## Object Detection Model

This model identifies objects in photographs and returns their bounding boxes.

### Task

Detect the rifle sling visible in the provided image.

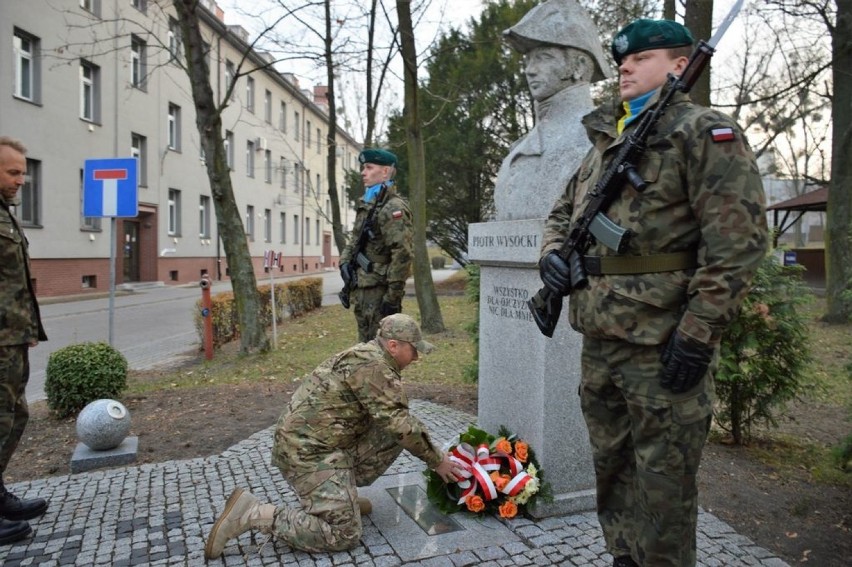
[583,250,697,275]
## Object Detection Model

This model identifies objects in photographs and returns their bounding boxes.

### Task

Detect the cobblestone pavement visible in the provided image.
[2,401,790,567]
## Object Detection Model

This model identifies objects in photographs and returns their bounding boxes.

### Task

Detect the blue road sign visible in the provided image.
[83,158,138,217]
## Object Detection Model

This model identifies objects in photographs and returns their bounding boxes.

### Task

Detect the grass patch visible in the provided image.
[127,293,477,394]
[742,434,852,488]
[799,297,852,408]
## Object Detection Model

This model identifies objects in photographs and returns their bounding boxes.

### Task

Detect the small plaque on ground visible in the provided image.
[385,484,463,535]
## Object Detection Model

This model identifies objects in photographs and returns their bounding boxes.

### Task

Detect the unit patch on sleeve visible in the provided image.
[392,210,403,219]
[710,127,735,143]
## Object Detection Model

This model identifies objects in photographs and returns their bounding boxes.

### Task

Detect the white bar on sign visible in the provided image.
[103,179,118,216]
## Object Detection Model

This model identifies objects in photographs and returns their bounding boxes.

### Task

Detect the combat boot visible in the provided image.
[613,556,639,567]
[357,497,372,516]
[0,518,32,545]
[0,477,48,521]
[205,488,275,559]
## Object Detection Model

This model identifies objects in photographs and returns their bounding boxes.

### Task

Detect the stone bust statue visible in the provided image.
[493,0,612,221]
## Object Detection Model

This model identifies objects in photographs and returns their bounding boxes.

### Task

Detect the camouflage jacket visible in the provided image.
[340,189,413,298]
[541,91,768,347]
[272,340,443,470]
[0,199,47,345]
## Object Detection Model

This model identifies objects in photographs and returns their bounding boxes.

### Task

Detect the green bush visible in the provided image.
[45,341,128,418]
[194,277,323,348]
[715,255,815,444]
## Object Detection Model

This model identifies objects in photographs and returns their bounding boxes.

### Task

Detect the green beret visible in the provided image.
[359,148,397,167]
[611,19,694,65]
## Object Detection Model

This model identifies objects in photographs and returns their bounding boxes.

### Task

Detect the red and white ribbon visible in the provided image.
[449,442,533,505]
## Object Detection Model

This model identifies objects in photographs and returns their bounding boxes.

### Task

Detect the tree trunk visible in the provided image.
[825,0,852,323]
[323,0,346,253]
[663,0,676,20]
[173,0,269,353]
[684,0,713,107]
[396,0,445,333]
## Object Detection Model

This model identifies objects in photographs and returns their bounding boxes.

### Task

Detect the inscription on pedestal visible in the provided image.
[484,285,533,322]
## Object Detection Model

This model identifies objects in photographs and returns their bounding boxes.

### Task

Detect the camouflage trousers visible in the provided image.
[580,337,714,567]
[0,345,30,476]
[352,285,389,343]
[271,424,402,552]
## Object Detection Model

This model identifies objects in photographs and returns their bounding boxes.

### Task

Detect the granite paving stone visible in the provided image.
[2,401,790,567]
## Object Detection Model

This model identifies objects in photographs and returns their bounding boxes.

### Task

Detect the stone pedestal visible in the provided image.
[469,219,595,517]
[70,436,139,473]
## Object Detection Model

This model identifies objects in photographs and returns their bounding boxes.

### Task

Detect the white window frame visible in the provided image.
[168,103,181,150]
[246,140,255,177]
[80,60,100,122]
[293,214,299,244]
[131,132,147,186]
[14,29,39,102]
[246,76,255,112]
[130,35,146,89]
[168,17,182,63]
[263,208,272,243]
[20,158,41,226]
[168,189,181,235]
[279,212,286,244]
[264,150,272,183]
[279,101,287,132]
[264,89,272,123]
[245,205,255,241]
[225,130,234,169]
[199,195,211,238]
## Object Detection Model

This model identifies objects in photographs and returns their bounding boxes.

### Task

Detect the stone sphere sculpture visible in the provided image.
[76,399,131,451]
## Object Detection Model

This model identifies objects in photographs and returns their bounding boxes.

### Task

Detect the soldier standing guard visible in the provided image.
[339,148,413,343]
[536,20,768,567]
[0,137,49,545]
[205,314,462,558]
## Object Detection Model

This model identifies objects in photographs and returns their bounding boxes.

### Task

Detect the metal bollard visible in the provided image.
[199,276,214,360]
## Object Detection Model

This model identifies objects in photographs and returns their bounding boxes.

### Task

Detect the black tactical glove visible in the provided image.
[380,300,401,317]
[660,332,715,394]
[340,263,354,285]
[539,251,573,296]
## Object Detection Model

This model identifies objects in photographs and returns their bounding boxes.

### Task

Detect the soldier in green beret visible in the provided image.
[0,137,49,545]
[339,148,413,342]
[537,19,768,567]
[205,314,462,558]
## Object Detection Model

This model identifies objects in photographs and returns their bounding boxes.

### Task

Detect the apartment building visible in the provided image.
[0,0,361,297]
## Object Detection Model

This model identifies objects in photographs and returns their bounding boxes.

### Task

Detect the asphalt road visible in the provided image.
[27,269,456,403]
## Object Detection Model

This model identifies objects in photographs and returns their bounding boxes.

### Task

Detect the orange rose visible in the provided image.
[495,438,512,455]
[466,495,485,513]
[490,472,510,491]
[514,441,529,463]
[499,500,518,519]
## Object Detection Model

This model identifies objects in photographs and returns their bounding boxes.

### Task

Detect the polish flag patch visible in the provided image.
[710,127,735,143]
[392,210,403,219]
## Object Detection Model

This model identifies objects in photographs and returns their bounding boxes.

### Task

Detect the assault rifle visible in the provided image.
[339,183,388,309]
[527,0,743,337]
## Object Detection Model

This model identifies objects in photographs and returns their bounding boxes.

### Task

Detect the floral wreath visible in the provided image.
[424,425,552,519]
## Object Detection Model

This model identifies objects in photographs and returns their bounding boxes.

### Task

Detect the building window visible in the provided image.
[225,59,236,99]
[199,195,211,238]
[245,205,255,241]
[168,103,181,150]
[80,60,100,122]
[131,0,146,13]
[168,189,181,235]
[264,150,272,183]
[168,17,182,63]
[225,130,234,169]
[294,111,300,140]
[317,128,322,154]
[130,35,146,89]
[79,169,102,230]
[82,275,97,289]
[131,133,147,186]
[19,159,40,226]
[316,173,321,195]
[246,76,255,112]
[279,212,286,243]
[305,216,311,245]
[279,101,287,132]
[293,163,301,193]
[306,120,311,147]
[264,90,272,123]
[246,140,255,177]
[293,214,299,243]
[80,0,101,16]
[279,157,287,190]
[14,29,40,102]
[263,208,271,242]
[315,219,320,246]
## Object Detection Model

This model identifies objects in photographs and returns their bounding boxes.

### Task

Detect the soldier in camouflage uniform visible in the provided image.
[339,148,413,342]
[205,314,461,559]
[0,137,49,545]
[536,21,768,567]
